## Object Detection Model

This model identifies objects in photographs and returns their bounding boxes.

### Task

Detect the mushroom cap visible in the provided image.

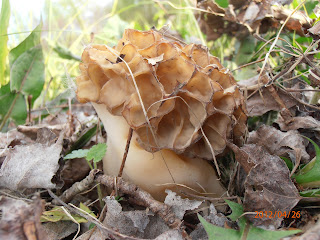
[76,29,247,159]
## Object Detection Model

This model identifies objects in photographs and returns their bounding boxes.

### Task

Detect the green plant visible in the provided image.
[293,138,320,188]
[198,200,301,240]
[64,143,107,208]
[0,20,45,131]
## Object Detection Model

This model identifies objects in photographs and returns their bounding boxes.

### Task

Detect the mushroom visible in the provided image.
[76,29,246,201]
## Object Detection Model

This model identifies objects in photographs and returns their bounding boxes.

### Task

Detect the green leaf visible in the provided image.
[246,227,301,240]
[64,149,89,160]
[9,22,42,67]
[293,137,320,187]
[86,143,107,163]
[67,124,98,154]
[10,45,45,102]
[281,156,293,171]
[198,214,240,240]
[0,84,27,127]
[215,0,228,8]
[89,223,96,230]
[40,206,88,223]
[53,44,81,61]
[79,203,96,218]
[0,0,10,85]
[300,188,320,197]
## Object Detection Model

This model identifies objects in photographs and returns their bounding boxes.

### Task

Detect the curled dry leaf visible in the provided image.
[164,190,203,220]
[0,196,47,240]
[248,125,310,162]
[0,129,64,190]
[277,115,320,132]
[230,144,301,228]
[76,28,246,159]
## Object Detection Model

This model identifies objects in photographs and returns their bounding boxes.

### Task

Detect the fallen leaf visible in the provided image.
[42,222,77,240]
[241,144,301,228]
[164,189,203,220]
[276,115,320,131]
[248,125,310,162]
[0,130,64,190]
[103,196,150,238]
[0,196,47,240]
[244,88,298,117]
[190,204,228,240]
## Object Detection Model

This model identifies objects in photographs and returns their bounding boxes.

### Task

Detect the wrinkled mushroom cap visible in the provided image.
[76,29,247,159]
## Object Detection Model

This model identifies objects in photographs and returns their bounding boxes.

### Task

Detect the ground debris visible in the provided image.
[229,143,301,228]
[0,129,64,190]
[0,196,47,240]
[248,125,310,162]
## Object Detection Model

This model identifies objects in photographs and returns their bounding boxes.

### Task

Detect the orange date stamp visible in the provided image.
[254,211,301,219]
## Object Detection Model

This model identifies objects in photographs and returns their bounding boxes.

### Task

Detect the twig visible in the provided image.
[48,188,143,240]
[52,170,96,204]
[231,58,265,72]
[181,192,238,202]
[118,128,133,177]
[94,171,190,239]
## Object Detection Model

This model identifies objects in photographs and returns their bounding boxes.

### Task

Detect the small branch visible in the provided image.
[118,128,133,177]
[52,169,96,204]
[94,171,188,235]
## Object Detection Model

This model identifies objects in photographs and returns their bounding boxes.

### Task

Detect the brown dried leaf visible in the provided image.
[308,21,320,40]
[0,197,47,240]
[248,125,310,162]
[241,144,301,228]
[245,87,298,116]
[277,115,320,131]
[0,130,64,190]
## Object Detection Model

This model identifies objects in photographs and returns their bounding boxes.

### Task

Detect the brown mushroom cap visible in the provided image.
[76,29,247,159]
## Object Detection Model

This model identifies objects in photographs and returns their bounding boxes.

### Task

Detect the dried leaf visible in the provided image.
[42,222,77,240]
[276,115,320,131]
[0,131,64,190]
[102,196,150,238]
[241,144,301,228]
[248,125,310,162]
[164,190,202,220]
[244,88,298,117]
[0,196,47,240]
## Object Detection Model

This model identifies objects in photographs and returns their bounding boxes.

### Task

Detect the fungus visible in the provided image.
[76,29,246,201]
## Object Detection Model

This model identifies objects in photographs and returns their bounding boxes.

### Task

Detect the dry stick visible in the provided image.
[118,128,133,177]
[94,171,190,239]
[27,95,33,124]
[47,188,142,240]
[181,192,238,202]
[52,169,96,204]
[231,58,265,72]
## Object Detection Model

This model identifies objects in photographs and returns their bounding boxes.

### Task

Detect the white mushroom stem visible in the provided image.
[92,102,225,201]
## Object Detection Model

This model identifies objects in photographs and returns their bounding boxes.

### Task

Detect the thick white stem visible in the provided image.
[92,102,225,201]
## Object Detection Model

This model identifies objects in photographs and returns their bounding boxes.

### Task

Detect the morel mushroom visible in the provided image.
[76,29,246,200]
